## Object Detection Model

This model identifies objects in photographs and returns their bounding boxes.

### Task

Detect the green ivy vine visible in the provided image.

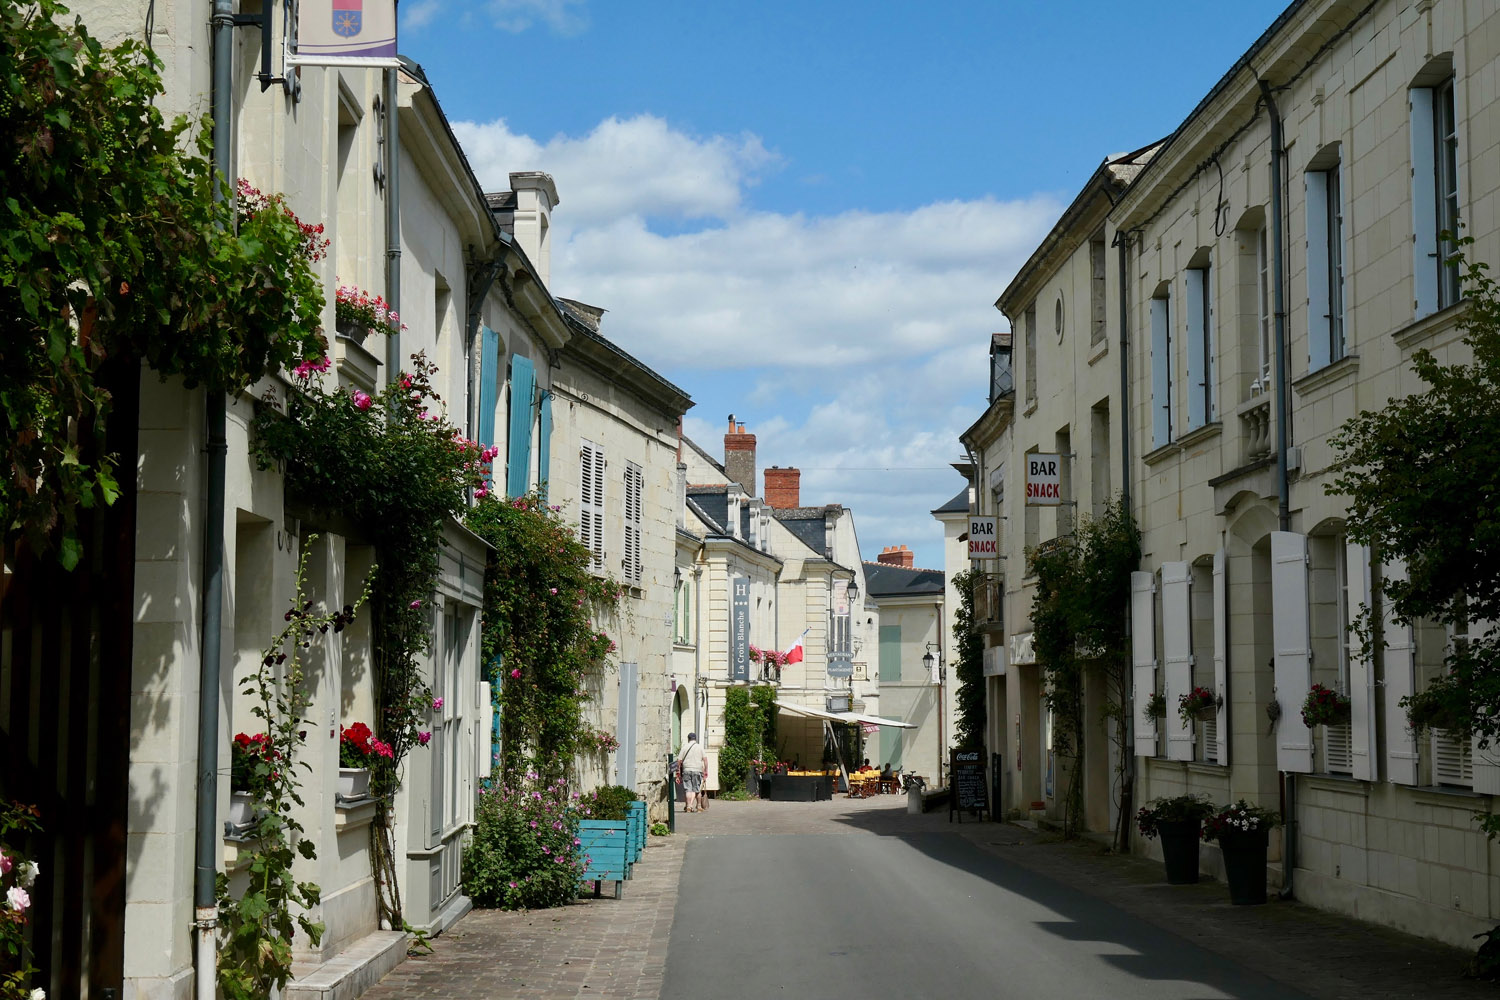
[950,569,988,752]
[2,0,325,568]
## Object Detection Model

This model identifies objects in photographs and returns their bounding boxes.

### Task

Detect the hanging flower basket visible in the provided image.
[1143,691,1167,722]
[1300,683,1352,727]
[1178,686,1222,725]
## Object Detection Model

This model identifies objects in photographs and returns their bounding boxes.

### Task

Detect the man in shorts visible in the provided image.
[679,732,706,812]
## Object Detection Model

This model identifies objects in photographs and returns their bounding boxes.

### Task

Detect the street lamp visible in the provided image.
[846,577,859,604]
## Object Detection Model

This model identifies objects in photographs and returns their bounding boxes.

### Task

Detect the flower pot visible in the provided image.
[1192,704,1219,722]
[1156,819,1202,884]
[336,318,368,345]
[229,791,255,827]
[338,767,371,800]
[1219,828,1270,904]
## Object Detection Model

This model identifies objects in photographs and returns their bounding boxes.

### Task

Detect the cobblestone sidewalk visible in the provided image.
[361,834,683,1000]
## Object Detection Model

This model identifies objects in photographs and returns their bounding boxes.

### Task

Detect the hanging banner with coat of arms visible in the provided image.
[291,0,399,66]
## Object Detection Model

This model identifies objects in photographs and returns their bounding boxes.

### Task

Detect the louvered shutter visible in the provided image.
[537,391,552,502]
[1150,297,1171,448]
[1382,557,1419,784]
[1131,571,1158,757]
[1411,88,1439,320]
[579,439,606,573]
[1161,562,1194,760]
[478,326,500,451]
[477,680,493,780]
[1472,619,1500,794]
[1185,270,1207,431]
[506,355,536,498]
[1347,541,1376,781]
[623,462,643,585]
[1272,531,1313,773]
[1212,548,1229,766]
[1306,174,1332,372]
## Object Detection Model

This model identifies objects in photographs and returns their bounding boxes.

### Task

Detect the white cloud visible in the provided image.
[450,113,1059,569]
[401,0,442,31]
[483,0,589,35]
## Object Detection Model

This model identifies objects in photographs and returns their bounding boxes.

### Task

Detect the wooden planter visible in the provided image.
[626,801,647,863]
[577,819,632,899]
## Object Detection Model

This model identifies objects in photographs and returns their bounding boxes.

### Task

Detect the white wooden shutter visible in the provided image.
[1346,541,1376,780]
[477,680,493,780]
[1150,296,1171,448]
[1185,270,1207,431]
[1212,548,1229,765]
[1411,87,1439,320]
[623,461,644,585]
[1472,618,1500,794]
[1306,173,1331,372]
[1382,557,1419,784]
[579,439,606,573]
[1272,531,1313,773]
[1131,571,1159,757]
[1161,562,1194,761]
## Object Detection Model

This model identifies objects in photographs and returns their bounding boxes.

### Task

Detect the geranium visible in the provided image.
[237,179,328,262]
[1301,683,1352,727]
[1201,799,1281,842]
[1177,685,1221,726]
[339,722,393,768]
[334,282,405,338]
[230,732,278,796]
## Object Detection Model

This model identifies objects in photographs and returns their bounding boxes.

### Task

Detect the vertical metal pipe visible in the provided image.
[197,1,234,995]
[1260,78,1297,900]
[1114,229,1136,854]
[384,66,402,380]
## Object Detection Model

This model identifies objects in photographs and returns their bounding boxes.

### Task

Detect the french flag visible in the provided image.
[782,630,808,665]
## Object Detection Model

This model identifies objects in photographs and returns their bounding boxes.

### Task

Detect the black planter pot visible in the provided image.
[758,776,772,799]
[1219,829,1270,904]
[745,766,758,796]
[1156,819,1202,884]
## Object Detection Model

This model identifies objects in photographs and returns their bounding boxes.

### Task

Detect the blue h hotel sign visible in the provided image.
[730,576,750,682]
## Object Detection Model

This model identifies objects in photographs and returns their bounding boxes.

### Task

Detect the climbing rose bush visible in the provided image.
[463,773,585,910]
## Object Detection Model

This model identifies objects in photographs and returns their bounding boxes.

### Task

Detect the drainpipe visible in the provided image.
[1113,227,1136,854]
[384,66,402,380]
[1260,78,1298,900]
[195,3,235,997]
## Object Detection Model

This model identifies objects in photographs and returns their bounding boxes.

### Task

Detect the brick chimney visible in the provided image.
[764,466,801,509]
[878,545,914,569]
[724,414,756,494]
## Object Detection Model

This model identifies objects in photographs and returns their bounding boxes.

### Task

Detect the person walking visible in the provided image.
[679,732,706,812]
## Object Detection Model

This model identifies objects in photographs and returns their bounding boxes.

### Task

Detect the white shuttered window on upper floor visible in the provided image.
[579,438,606,573]
[623,461,644,585]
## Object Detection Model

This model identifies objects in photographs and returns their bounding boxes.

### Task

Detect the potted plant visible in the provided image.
[1143,692,1166,723]
[338,722,392,799]
[1178,686,1221,726]
[334,282,404,343]
[1136,793,1214,884]
[1202,799,1281,905]
[229,731,276,825]
[1301,683,1352,728]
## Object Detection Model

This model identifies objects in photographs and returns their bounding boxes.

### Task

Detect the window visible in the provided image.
[1023,304,1038,404]
[1306,151,1346,370]
[1184,260,1215,430]
[673,574,693,645]
[1256,227,1272,390]
[878,624,901,683]
[579,438,605,573]
[432,604,468,845]
[1149,288,1172,448]
[623,461,643,585]
[1090,239,1107,345]
[1412,72,1461,317]
[1054,294,1065,343]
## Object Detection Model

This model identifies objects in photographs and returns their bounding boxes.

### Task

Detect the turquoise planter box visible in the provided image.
[577,819,631,898]
[626,801,646,863]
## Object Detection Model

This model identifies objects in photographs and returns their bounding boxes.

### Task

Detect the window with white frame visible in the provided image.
[1149,287,1173,448]
[1256,227,1272,390]
[1185,259,1215,430]
[622,461,644,585]
[432,603,467,845]
[1412,68,1461,317]
[1414,603,1471,787]
[673,574,692,645]
[1306,149,1347,370]
[579,438,606,573]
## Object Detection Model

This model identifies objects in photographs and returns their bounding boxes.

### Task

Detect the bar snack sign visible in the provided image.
[1026,453,1062,506]
[968,516,998,559]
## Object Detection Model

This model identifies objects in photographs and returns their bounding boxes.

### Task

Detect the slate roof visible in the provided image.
[932,486,970,516]
[862,561,945,598]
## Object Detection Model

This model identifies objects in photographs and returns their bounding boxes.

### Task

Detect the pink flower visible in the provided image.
[351,389,372,410]
[475,486,490,499]
[409,600,422,609]
[510,668,521,679]
[549,588,557,595]
[0,851,10,876]
[418,731,431,746]
[432,698,444,710]
[6,886,30,912]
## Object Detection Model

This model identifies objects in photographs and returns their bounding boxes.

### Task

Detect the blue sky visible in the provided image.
[401,0,1290,571]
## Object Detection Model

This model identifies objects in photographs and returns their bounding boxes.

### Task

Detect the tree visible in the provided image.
[1330,246,1500,799]
[950,569,987,751]
[1027,499,1139,841]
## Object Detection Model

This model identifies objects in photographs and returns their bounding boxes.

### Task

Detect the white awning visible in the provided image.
[772,701,916,729]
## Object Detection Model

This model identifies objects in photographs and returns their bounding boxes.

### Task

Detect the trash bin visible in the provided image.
[905,775,926,815]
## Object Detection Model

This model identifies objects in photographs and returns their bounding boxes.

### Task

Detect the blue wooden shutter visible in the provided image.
[537,390,553,501]
[506,355,535,498]
[478,326,500,450]
[878,624,902,683]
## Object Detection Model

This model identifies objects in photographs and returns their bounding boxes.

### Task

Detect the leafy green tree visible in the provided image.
[951,569,987,751]
[1330,247,1500,780]
[2,0,324,568]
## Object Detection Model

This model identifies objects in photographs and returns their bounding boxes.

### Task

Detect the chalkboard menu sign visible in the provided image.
[949,749,988,823]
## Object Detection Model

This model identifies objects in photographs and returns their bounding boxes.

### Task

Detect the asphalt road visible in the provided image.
[661,828,1308,1000]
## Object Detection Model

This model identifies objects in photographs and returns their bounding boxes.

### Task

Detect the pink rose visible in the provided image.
[510,668,521,680]
[418,731,431,746]
[409,600,422,609]
[7,886,30,912]
[351,389,372,410]
[432,698,444,710]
